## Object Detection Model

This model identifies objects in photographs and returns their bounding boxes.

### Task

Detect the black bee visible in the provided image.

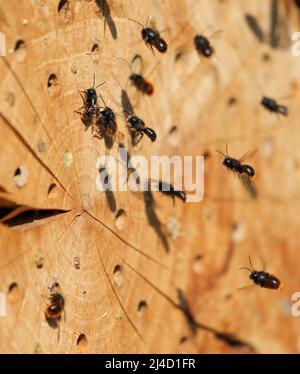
[261,96,288,116]
[129,17,168,53]
[126,114,156,144]
[216,146,256,180]
[44,282,65,329]
[153,37,168,53]
[129,73,154,95]
[76,76,105,128]
[94,105,117,139]
[194,34,214,57]
[240,257,282,290]
[158,181,186,204]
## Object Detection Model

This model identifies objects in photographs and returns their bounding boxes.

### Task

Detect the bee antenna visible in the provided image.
[128,18,144,29]
[239,267,252,272]
[248,256,254,270]
[95,81,106,90]
[98,91,107,107]
[92,73,95,88]
[215,149,226,157]
[259,255,266,272]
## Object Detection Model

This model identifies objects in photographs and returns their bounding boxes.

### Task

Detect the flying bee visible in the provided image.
[239,256,282,290]
[129,17,168,54]
[115,55,158,99]
[44,282,65,329]
[129,73,154,95]
[216,145,256,186]
[157,181,186,204]
[261,96,288,116]
[174,20,221,62]
[126,114,156,144]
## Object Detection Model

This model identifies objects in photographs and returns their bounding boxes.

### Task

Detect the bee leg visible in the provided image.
[135,132,144,145]
[57,323,61,344]
[146,42,155,56]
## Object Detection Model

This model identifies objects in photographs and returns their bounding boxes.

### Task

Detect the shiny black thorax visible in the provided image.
[85,88,98,109]
[194,35,213,57]
[142,27,159,43]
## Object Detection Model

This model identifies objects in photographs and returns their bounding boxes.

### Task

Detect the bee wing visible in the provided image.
[209,29,223,40]
[238,149,258,163]
[244,14,265,43]
[237,284,256,291]
[238,173,257,199]
[131,54,143,75]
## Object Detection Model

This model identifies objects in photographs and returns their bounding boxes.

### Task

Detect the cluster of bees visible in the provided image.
[44,11,287,334]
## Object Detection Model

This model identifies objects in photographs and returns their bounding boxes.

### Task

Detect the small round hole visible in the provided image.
[137,300,148,317]
[5,92,15,107]
[74,256,81,270]
[34,252,44,269]
[90,43,101,63]
[37,140,46,153]
[47,74,60,96]
[113,264,123,287]
[14,39,27,62]
[13,167,28,188]
[47,183,57,198]
[7,282,21,303]
[231,222,246,243]
[261,52,270,62]
[58,0,68,11]
[91,43,99,53]
[76,333,88,353]
[64,151,74,167]
[193,255,203,273]
[115,209,127,231]
[227,96,237,107]
[179,336,188,344]
[167,125,180,148]
[58,0,73,23]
